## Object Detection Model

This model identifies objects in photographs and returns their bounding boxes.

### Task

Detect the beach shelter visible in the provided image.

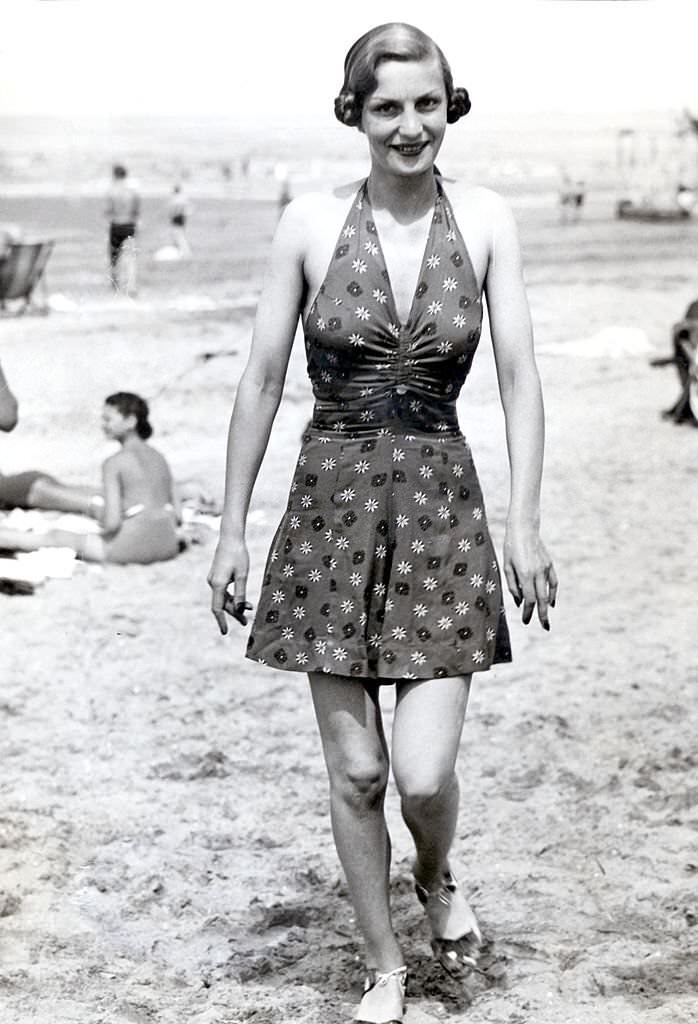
[0,241,54,313]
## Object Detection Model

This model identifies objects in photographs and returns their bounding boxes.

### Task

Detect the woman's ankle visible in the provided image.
[364,939,405,975]
[412,857,450,894]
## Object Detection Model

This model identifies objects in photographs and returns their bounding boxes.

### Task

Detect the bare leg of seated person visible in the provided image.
[26,476,103,517]
[0,526,105,562]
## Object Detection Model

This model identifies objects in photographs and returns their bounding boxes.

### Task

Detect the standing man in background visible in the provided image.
[105,164,140,293]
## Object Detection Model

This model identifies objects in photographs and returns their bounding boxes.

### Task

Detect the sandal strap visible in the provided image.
[415,870,482,945]
[415,869,459,906]
[355,965,407,1023]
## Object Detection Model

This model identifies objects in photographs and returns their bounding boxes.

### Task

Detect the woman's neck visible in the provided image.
[366,167,438,224]
[120,433,141,449]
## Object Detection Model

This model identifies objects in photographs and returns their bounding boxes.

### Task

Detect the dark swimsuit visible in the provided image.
[246,179,512,680]
[109,222,136,266]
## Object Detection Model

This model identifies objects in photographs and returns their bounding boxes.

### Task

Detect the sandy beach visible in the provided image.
[1,170,697,1024]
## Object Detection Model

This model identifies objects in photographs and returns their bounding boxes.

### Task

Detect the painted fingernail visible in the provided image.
[544,623,550,631]
[514,596,522,607]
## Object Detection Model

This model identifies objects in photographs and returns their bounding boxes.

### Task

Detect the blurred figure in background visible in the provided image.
[168,184,192,257]
[0,359,19,432]
[559,171,586,224]
[0,224,23,263]
[105,164,140,294]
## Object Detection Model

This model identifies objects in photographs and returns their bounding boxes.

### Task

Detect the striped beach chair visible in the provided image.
[0,240,54,314]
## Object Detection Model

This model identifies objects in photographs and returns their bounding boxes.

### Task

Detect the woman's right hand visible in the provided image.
[207,536,252,635]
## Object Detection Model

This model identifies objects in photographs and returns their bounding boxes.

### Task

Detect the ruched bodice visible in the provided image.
[304,179,482,435]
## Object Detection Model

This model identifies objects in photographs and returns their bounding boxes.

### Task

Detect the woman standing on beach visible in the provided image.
[208,23,556,1022]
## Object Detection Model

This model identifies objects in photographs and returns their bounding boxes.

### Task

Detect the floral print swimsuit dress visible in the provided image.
[246,179,512,681]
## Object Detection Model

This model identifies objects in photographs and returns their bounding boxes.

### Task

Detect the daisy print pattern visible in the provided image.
[246,179,511,679]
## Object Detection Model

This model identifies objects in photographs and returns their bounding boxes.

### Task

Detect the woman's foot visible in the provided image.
[354,965,407,1023]
[414,868,481,972]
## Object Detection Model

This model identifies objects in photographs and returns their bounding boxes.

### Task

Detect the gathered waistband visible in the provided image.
[310,393,461,437]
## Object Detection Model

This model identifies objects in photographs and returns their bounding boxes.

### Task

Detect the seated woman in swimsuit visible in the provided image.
[0,392,180,564]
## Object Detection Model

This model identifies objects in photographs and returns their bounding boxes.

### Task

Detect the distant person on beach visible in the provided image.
[208,23,557,1022]
[0,224,22,263]
[105,164,140,293]
[675,183,696,217]
[275,165,292,215]
[168,184,192,257]
[0,360,19,432]
[0,392,180,564]
[278,178,292,215]
[659,298,698,425]
[559,172,585,224]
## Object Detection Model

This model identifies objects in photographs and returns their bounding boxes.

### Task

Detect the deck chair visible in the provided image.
[0,240,54,314]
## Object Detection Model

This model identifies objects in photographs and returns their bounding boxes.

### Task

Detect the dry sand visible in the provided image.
[1,192,697,1023]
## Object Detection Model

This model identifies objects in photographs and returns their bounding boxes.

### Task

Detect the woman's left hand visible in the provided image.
[503,525,558,629]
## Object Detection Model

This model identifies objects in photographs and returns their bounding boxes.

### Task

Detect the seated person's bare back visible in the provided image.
[103,444,174,525]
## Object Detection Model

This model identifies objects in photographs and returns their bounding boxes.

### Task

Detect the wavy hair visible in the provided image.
[334,23,470,128]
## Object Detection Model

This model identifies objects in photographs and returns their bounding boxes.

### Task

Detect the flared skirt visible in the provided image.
[246,428,512,680]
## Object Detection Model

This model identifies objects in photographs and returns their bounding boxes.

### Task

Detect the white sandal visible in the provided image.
[415,870,482,971]
[354,965,407,1023]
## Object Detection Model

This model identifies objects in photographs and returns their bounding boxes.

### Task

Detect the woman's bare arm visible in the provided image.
[101,455,123,536]
[218,197,310,540]
[485,193,544,526]
[483,190,557,627]
[208,196,311,632]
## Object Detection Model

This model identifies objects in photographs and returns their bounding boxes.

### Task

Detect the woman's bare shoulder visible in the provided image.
[103,450,123,472]
[282,180,362,222]
[442,179,511,217]
[274,181,363,256]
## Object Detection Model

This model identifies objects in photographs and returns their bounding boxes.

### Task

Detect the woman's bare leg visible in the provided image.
[391,676,471,891]
[392,675,481,964]
[26,477,101,516]
[309,672,404,973]
[0,526,104,561]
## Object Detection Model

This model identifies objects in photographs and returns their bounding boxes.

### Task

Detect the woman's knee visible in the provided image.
[328,756,389,811]
[394,766,456,807]
[25,474,56,507]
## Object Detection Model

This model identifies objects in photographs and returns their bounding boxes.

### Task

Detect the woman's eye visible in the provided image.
[375,103,397,115]
[419,97,439,109]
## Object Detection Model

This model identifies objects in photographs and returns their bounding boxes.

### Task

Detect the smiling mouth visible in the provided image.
[391,142,428,156]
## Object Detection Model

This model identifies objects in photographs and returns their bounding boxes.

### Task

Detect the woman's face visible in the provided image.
[101,403,133,440]
[361,56,448,178]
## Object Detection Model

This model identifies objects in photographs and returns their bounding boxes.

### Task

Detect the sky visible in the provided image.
[1,0,697,120]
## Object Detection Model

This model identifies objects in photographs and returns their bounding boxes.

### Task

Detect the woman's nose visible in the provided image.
[398,106,422,137]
